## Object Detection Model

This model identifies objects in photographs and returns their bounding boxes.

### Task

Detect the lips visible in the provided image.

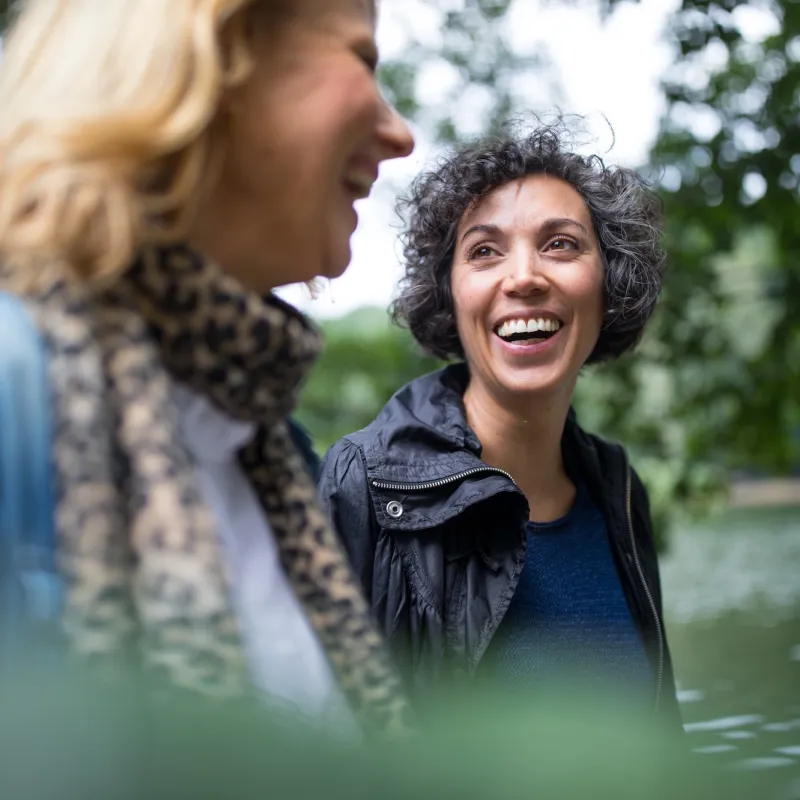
[342,159,379,200]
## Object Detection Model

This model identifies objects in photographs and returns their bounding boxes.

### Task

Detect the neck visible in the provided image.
[463,377,576,522]
[187,237,279,296]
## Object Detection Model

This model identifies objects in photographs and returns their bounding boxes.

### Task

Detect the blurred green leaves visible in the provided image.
[296,309,439,450]
[646,0,800,477]
[586,0,800,537]
[3,664,754,800]
[378,0,548,144]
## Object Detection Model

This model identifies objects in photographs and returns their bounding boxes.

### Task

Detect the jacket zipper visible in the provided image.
[625,463,665,716]
[372,466,516,493]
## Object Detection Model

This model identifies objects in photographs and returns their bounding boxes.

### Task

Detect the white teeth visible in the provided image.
[496,317,562,339]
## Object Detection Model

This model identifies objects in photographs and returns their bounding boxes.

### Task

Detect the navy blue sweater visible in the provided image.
[482,482,651,695]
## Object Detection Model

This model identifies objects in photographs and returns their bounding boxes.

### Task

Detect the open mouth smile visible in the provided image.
[493,316,564,348]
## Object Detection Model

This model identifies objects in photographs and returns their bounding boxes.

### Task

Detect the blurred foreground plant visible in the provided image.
[0,660,778,800]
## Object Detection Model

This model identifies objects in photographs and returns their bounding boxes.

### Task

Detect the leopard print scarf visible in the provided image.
[17,245,410,736]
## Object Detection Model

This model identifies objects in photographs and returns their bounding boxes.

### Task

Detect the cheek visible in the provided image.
[232,63,378,185]
[450,272,475,324]
[288,64,381,163]
[451,271,491,352]
[571,263,605,321]
[331,71,381,134]
[569,266,606,357]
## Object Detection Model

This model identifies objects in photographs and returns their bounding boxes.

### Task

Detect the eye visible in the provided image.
[357,47,379,74]
[547,236,579,251]
[466,243,499,260]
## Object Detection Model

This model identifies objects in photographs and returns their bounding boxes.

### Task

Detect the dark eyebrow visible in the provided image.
[540,217,589,236]
[459,218,589,245]
[460,223,502,244]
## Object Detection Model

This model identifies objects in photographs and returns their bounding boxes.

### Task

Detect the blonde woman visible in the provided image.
[0,0,414,736]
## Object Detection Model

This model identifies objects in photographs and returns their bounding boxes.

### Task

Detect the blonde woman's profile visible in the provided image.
[0,0,415,737]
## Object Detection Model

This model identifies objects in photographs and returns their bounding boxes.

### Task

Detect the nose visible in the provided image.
[376,100,415,160]
[501,248,550,297]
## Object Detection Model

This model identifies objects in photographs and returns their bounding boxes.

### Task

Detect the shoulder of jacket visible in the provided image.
[320,434,369,482]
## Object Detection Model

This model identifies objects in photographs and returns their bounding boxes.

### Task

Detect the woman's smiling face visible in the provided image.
[451,173,606,402]
[191,0,414,293]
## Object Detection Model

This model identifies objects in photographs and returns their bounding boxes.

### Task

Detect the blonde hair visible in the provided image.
[0,0,263,286]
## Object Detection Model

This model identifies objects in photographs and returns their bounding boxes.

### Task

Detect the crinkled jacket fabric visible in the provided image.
[318,364,681,730]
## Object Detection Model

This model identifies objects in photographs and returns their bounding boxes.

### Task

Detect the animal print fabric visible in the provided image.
[11,245,411,736]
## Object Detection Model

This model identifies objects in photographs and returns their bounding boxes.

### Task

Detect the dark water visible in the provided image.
[661,504,800,797]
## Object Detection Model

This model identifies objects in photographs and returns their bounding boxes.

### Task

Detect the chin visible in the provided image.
[319,242,352,280]
[497,368,571,398]
[323,261,350,280]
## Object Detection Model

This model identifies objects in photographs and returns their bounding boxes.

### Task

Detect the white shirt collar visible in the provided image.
[172,382,256,463]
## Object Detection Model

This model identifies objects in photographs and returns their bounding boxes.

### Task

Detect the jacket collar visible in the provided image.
[359,364,482,484]
[359,362,592,485]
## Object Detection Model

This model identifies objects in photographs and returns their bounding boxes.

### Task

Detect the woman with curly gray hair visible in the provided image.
[318,124,681,728]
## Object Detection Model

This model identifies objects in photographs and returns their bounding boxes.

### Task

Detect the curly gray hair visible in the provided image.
[391,122,666,363]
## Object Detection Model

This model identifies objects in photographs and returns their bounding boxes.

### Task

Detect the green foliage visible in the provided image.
[647,0,800,475]
[296,309,439,453]
[4,666,750,800]
[378,0,633,145]
[378,0,542,144]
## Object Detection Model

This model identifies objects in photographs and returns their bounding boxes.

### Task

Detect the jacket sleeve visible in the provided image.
[317,438,379,601]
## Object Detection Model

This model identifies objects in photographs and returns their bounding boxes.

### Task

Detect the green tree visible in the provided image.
[296,309,439,452]
[647,0,800,475]
[380,0,630,144]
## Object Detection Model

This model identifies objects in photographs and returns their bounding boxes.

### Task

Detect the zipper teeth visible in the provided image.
[626,465,665,717]
[371,466,515,493]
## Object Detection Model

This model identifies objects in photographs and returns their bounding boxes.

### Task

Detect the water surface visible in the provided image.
[661,505,800,796]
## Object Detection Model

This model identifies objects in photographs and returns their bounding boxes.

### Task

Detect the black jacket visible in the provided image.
[318,364,680,727]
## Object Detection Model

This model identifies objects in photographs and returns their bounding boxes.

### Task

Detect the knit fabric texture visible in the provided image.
[482,482,651,696]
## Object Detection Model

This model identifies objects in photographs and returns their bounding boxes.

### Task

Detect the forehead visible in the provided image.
[459,175,591,230]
